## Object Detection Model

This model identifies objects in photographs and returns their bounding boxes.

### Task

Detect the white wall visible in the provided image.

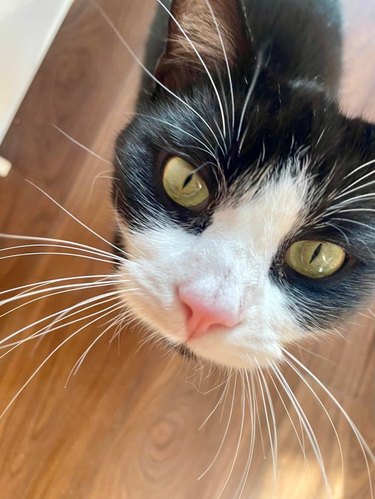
[0,0,73,144]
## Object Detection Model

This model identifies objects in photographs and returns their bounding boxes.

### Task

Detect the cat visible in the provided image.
[0,0,374,495]
[112,0,375,370]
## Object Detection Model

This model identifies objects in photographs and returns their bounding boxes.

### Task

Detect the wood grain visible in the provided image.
[0,1,374,498]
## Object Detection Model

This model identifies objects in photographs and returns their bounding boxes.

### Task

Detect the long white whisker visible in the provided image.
[192,368,233,396]
[331,217,375,233]
[340,167,375,195]
[0,274,114,299]
[0,279,118,309]
[0,301,121,421]
[204,0,235,133]
[25,180,128,258]
[342,158,375,180]
[0,243,117,262]
[252,370,266,459]
[267,365,307,464]
[53,125,112,165]
[126,112,218,160]
[65,304,128,385]
[333,179,375,200]
[199,374,231,429]
[0,294,122,357]
[0,281,121,325]
[155,0,227,143]
[271,363,332,496]
[282,357,345,479]
[91,1,225,154]
[257,363,278,485]
[283,348,375,498]
[237,51,264,145]
[237,370,257,498]
[217,370,246,498]
[0,250,115,266]
[0,290,120,346]
[0,232,122,261]
[198,372,237,480]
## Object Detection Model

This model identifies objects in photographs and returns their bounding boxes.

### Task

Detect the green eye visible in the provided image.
[285,240,346,279]
[162,157,209,208]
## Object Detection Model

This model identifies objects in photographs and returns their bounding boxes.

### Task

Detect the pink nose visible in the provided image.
[178,288,239,340]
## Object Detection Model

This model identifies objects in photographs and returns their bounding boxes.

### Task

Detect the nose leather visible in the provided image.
[178,287,239,340]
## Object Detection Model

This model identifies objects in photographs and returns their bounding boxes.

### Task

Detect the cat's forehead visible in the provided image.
[210,168,310,254]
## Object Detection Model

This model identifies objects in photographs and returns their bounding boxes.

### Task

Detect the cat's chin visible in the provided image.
[180,337,283,370]
[139,320,284,371]
[186,337,284,370]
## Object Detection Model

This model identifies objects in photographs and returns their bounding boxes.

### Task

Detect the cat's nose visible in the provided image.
[178,288,239,340]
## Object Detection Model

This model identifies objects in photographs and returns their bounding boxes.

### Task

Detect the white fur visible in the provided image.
[117,171,311,369]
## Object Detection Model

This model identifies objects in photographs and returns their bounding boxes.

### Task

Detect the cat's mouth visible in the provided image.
[120,279,284,370]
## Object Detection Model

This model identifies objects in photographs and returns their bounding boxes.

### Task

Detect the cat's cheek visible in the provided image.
[115,265,187,344]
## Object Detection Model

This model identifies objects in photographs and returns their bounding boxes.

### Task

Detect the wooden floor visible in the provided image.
[0,1,374,498]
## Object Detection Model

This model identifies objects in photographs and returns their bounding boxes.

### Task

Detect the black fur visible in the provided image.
[113,0,375,335]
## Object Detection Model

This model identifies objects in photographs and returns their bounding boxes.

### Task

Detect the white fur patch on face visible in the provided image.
[117,170,311,370]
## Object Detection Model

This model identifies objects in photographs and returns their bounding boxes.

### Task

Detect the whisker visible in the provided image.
[199,375,231,429]
[0,278,118,309]
[267,365,308,464]
[0,250,115,266]
[124,112,218,161]
[108,310,138,348]
[0,294,122,357]
[252,369,266,459]
[155,0,227,143]
[0,232,122,261]
[237,51,264,148]
[193,368,234,396]
[0,301,121,421]
[271,363,332,495]
[257,363,278,485]
[65,304,128,385]
[52,125,112,165]
[90,1,225,155]
[0,273,114,299]
[340,167,375,195]
[25,180,128,258]
[0,243,117,263]
[282,357,345,482]
[0,280,120,322]
[217,370,246,499]
[333,180,375,201]
[198,372,237,480]
[0,290,121,347]
[331,217,375,233]
[236,370,257,498]
[283,348,375,498]
[204,0,235,133]
[342,158,375,180]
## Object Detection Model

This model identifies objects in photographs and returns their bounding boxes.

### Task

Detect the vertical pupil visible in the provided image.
[182,173,194,190]
[309,243,323,264]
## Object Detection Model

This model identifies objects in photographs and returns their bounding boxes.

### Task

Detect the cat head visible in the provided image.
[112,0,375,369]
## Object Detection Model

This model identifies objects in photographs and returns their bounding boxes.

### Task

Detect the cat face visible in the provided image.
[112,0,375,369]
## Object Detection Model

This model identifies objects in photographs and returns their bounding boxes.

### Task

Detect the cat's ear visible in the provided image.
[155,0,249,90]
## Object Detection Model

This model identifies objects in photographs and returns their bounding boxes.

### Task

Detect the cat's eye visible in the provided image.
[285,240,346,279]
[162,157,209,208]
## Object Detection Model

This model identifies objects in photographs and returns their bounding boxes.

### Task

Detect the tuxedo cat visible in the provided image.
[112,0,375,370]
